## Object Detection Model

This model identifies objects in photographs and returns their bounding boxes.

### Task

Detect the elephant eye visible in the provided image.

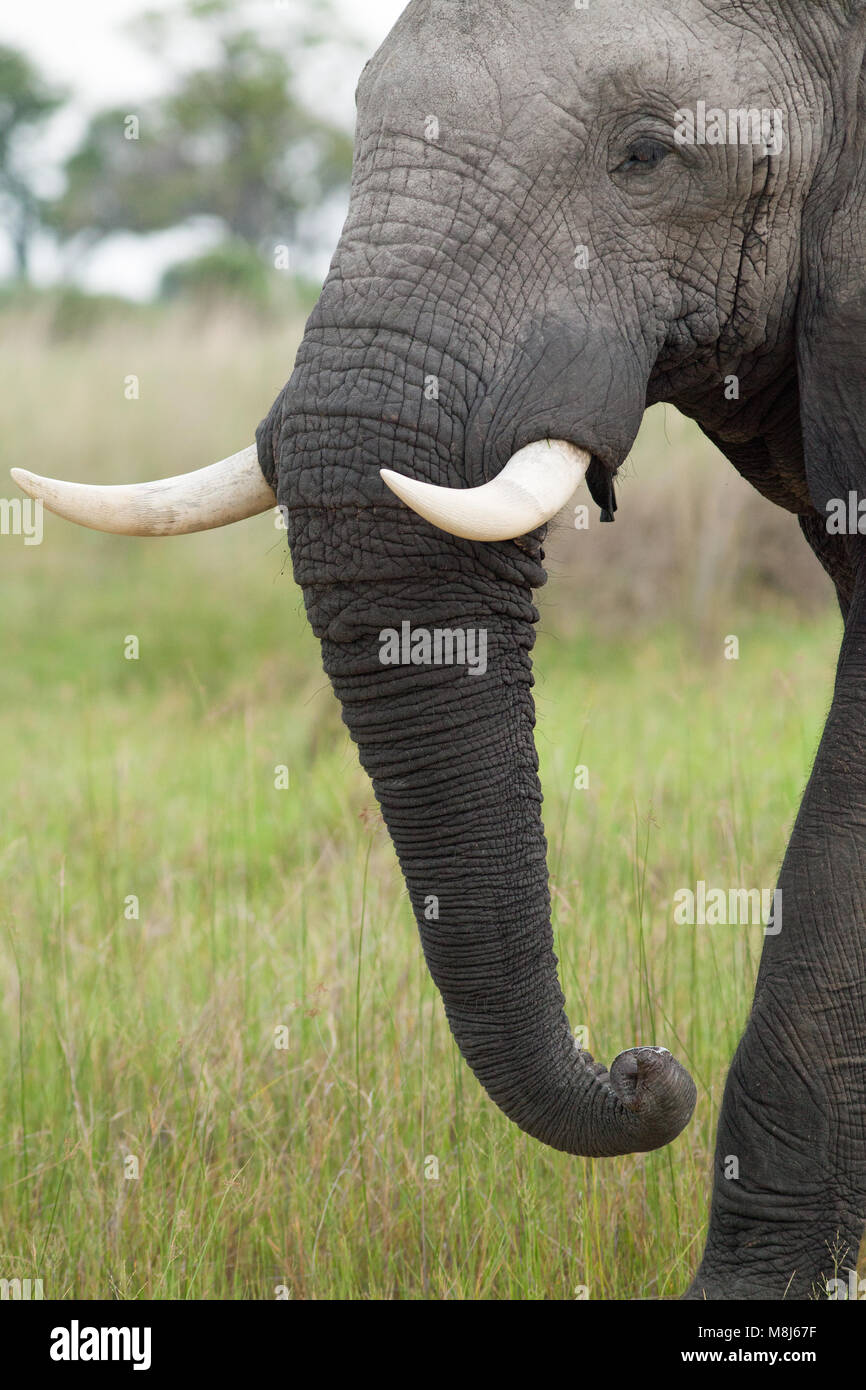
[614,139,671,174]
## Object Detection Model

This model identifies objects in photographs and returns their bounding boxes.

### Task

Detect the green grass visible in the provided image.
[0,307,846,1299]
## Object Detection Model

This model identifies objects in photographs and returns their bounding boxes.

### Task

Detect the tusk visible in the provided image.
[380,439,590,541]
[10,444,276,537]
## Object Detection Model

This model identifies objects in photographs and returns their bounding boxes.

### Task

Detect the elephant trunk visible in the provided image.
[265,386,696,1157]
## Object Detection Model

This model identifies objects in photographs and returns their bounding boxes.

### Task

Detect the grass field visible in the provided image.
[0,304,847,1298]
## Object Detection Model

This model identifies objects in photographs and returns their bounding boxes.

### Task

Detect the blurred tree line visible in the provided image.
[0,0,357,312]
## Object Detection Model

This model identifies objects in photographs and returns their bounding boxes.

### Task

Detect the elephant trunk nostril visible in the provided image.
[609,1046,698,1144]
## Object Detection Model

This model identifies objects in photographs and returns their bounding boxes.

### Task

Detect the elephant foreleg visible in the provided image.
[689,539,866,1300]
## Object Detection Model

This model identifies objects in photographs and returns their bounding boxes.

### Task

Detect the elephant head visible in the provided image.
[16,0,866,1295]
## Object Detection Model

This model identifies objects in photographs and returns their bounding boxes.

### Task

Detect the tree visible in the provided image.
[51,8,355,268]
[0,47,65,279]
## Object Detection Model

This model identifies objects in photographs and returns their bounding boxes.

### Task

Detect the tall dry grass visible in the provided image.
[0,301,849,1300]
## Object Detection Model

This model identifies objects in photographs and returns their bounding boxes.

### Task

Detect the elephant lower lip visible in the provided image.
[586,455,619,520]
[590,449,621,474]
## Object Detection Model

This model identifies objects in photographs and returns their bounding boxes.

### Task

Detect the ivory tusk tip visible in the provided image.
[7,444,275,536]
[380,467,424,510]
[11,468,39,495]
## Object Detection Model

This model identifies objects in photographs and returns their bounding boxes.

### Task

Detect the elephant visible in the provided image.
[13,0,866,1300]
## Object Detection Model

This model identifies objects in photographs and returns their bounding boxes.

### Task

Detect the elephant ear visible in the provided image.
[796,7,866,515]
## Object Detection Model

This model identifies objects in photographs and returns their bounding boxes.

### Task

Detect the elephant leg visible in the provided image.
[689,538,866,1300]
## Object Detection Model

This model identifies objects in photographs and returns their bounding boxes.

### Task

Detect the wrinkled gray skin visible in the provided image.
[257,0,866,1297]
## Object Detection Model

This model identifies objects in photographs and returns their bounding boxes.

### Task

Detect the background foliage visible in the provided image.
[0,305,843,1297]
[0,0,853,1299]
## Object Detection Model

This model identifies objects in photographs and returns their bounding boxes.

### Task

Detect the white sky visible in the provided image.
[0,0,408,294]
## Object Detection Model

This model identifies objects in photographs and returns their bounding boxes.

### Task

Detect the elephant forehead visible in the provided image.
[362,0,792,145]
